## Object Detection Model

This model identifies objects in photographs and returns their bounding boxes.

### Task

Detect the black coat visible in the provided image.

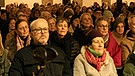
[49,31,80,66]
[9,44,72,76]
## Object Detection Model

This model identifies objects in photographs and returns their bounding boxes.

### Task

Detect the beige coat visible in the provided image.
[73,46,118,76]
[120,30,135,64]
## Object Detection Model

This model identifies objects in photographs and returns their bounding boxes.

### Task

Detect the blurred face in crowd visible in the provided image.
[56,20,68,38]
[9,18,16,30]
[116,23,124,35]
[41,11,51,20]
[72,18,80,27]
[1,12,7,20]
[30,19,49,45]
[129,17,135,34]
[16,21,29,39]
[48,18,56,32]
[94,11,102,19]
[96,20,108,37]
[82,6,87,13]
[90,37,104,55]
[81,13,93,28]
[87,8,93,16]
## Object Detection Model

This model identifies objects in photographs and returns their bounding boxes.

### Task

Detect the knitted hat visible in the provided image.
[63,8,74,18]
[70,15,80,24]
[86,29,103,45]
[103,10,113,17]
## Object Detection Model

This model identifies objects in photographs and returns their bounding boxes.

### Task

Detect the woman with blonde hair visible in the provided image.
[73,13,94,47]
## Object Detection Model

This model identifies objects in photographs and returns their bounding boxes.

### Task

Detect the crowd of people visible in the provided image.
[0,1,135,76]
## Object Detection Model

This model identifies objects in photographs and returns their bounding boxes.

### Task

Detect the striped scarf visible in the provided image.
[85,48,106,71]
[16,35,31,51]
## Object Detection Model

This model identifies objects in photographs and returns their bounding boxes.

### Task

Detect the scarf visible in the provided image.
[85,48,106,71]
[16,35,31,51]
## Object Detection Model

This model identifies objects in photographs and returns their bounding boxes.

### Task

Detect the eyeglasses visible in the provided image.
[32,27,49,34]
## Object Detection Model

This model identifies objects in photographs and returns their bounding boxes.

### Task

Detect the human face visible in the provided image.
[56,20,68,38]
[94,11,102,19]
[48,18,56,32]
[16,21,29,39]
[91,37,104,55]
[87,9,93,16]
[72,18,80,27]
[81,14,92,28]
[116,23,124,35]
[129,17,135,34]
[96,20,108,37]
[31,21,49,45]
[9,19,16,30]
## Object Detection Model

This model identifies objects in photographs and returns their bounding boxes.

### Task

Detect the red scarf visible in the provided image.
[85,49,106,71]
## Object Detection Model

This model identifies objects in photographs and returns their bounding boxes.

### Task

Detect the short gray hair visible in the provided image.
[30,18,48,30]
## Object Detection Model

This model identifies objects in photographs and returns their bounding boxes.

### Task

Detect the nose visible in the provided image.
[98,42,102,47]
[23,27,27,32]
[103,26,107,30]
[41,29,45,34]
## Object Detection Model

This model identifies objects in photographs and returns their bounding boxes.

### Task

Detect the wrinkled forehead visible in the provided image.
[30,19,48,30]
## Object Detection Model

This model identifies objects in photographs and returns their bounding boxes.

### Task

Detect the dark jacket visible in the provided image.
[73,27,87,47]
[123,52,135,76]
[9,44,72,76]
[49,31,80,66]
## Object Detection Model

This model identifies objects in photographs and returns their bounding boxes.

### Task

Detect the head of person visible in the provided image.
[128,15,135,34]
[30,18,49,45]
[80,13,94,29]
[32,9,41,18]
[56,18,68,38]
[17,14,28,22]
[73,5,81,14]
[95,16,109,38]
[70,15,80,28]
[0,10,7,20]
[8,18,16,31]
[81,6,87,13]
[93,8,102,19]
[86,7,93,16]
[47,17,56,32]
[113,19,125,35]
[103,10,114,25]
[15,19,29,39]
[40,11,52,20]
[86,29,104,56]
[63,8,74,22]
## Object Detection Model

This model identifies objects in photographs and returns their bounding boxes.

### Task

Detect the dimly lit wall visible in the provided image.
[4,0,135,9]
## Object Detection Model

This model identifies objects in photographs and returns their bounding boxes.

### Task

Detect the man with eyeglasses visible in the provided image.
[9,18,72,76]
[95,16,122,75]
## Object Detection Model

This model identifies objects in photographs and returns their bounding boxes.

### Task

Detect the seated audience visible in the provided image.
[9,18,72,76]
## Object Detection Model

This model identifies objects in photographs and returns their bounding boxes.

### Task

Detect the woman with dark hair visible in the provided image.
[5,19,31,62]
[29,9,41,23]
[8,18,16,32]
[112,19,126,45]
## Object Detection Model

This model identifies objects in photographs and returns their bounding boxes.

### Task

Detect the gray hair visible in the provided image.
[30,18,48,30]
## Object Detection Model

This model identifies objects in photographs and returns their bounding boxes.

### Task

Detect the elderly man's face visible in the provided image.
[31,20,49,45]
